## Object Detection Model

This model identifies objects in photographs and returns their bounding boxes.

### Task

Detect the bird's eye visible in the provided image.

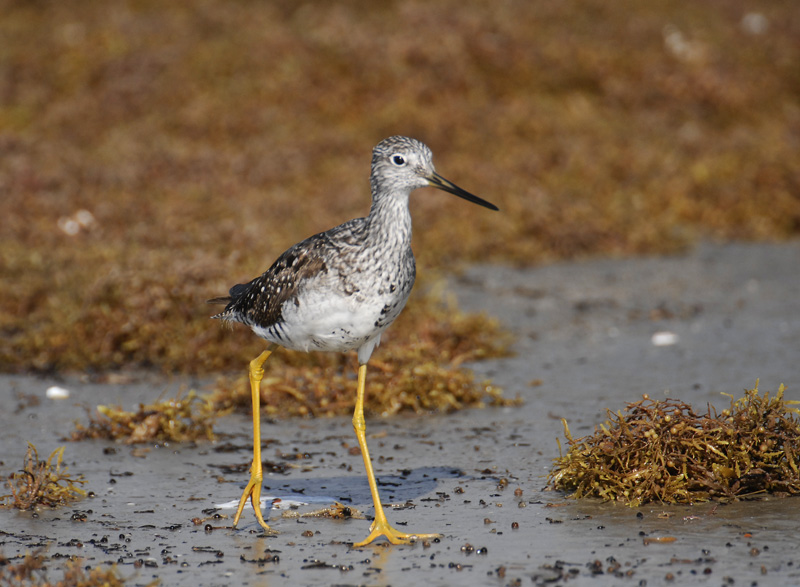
[391,154,406,166]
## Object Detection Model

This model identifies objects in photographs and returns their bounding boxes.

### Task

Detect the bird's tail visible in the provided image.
[208,282,249,319]
[206,296,232,305]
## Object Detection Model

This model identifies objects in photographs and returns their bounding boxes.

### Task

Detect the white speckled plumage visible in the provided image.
[209,136,497,545]
[210,136,497,365]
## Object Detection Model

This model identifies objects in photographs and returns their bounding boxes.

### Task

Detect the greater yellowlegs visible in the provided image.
[209,135,498,547]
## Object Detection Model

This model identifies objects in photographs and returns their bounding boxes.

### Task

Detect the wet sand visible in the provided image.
[2,241,799,586]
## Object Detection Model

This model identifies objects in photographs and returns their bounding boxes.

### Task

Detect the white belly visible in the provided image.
[251,285,408,362]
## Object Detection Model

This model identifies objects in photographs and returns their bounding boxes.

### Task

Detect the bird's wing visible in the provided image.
[209,217,368,327]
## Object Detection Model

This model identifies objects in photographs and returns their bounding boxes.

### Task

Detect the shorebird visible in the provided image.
[209,135,498,546]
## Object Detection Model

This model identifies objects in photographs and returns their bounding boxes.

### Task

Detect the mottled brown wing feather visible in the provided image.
[243,246,327,328]
[211,234,329,330]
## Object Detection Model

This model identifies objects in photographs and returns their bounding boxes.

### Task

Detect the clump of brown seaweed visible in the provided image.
[0,550,145,587]
[547,382,800,505]
[207,292,518,419]
[67,289,516,438]
[281,502,365,520]
[1,444,86,510]
[70,390,224,444]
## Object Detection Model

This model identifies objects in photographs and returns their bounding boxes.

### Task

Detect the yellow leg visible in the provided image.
[232,343,279,532]
[351,363,442,547]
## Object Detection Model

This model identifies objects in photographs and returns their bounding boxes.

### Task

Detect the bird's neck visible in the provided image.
[365,192,413,251]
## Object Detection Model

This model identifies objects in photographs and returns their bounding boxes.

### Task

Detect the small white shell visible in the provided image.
[46,386,71,399]
[651,331,679,346]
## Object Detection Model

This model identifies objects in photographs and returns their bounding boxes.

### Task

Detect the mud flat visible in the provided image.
[2,241,798,586]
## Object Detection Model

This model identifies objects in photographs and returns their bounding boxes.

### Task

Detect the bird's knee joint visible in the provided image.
[249,360,265,380]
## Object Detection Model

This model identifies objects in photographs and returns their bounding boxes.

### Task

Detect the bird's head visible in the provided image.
[370,136,498,211]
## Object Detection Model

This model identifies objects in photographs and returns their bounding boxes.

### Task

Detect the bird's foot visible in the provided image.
[232,470,278,535]
[352,518,440,547]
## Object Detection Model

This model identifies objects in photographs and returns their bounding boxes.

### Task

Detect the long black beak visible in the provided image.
[426,172,499,211]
